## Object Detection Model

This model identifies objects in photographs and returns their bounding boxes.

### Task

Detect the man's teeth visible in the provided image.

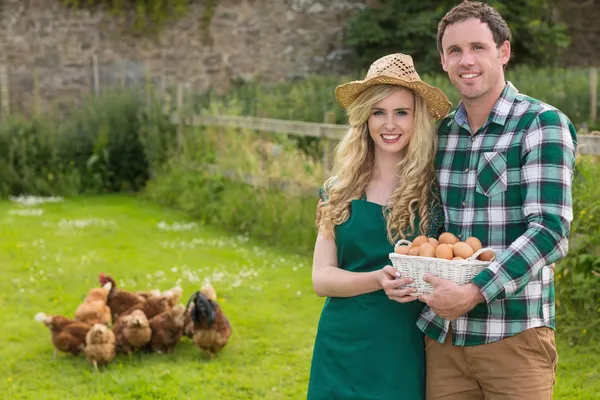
[461,73,480,79]
[382,134,400,140]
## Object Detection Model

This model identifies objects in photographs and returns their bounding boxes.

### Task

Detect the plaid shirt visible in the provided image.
[417,82,578,346]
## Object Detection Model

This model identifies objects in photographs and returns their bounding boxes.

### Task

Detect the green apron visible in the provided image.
[308,198,442,400]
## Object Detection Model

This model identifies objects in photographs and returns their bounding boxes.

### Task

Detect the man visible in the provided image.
[417,1,577,399]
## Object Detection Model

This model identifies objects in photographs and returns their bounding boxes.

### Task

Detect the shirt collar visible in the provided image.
[450,81,519,129]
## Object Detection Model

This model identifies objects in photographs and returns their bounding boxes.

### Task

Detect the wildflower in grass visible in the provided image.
[9,195,64,206]
[58,218,116,229]
[156,221,198,231]
[9,209,44,216]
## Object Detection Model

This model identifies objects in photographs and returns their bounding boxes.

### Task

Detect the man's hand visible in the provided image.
[377,266,418,303]
[417,274,485,320]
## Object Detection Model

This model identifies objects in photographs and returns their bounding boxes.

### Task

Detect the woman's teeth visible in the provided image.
[382,134,400,141]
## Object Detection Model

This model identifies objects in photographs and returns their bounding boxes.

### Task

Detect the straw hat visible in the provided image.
[335,53,452,120]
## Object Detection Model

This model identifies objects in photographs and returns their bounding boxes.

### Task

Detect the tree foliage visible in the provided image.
[59,0,217,35]
[345,0,571,73]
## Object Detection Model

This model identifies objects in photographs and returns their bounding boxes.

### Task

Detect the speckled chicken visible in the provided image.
[74,282,113,326]
[148,304,185,354]
[185,283,232,359]
[113,309,152,354]
[84,323,116,371]
[35,313,92,359]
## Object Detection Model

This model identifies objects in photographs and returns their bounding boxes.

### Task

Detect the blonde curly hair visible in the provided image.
[317,84,438,244]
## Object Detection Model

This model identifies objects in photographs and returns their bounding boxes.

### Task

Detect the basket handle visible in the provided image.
[395,239,412,248]
[467,247,497,262]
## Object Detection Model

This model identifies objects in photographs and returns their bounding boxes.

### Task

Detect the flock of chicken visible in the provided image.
[34,273,232,370]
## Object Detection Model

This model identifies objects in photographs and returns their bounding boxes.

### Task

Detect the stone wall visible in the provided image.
[0,0,597,115]
[0,0,366,114]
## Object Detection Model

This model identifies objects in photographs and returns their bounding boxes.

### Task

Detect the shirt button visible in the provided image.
[464,168,469,173]
[458,234,463,239]
[462,201,467,207]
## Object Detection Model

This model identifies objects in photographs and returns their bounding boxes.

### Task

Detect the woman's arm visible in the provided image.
[312,234,414,298]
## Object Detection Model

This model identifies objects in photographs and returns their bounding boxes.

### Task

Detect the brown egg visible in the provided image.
[439,232,460,245]
[412,235,429,248]
[395,245,410,255]
[409,247,421,256]
[453,242,475,259]
[419,242,436,258]
[428,238,439,247]
[435,244,454,260]
[478,250,495,261]
[452,256,464,260]
[465,237,483,252]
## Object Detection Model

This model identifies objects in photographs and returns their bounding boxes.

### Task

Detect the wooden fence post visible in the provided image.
[322,111,337,180]
[145,69,152,106]
[120,64,126,88]
[590,67,598,126]
[176,83,184,151]
[33,68,40,115]
[0,65,10,118]
[92,54,100,96]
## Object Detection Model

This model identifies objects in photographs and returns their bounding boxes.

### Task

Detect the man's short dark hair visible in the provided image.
[437,1,512,54]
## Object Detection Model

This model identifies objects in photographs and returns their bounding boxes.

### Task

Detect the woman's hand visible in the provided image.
[377,266,418,303]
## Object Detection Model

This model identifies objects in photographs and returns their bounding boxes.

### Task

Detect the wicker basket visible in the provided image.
[388,239,497,295]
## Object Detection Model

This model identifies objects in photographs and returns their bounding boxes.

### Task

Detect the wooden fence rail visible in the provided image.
[170,113,348,139]
[171,113,600,155]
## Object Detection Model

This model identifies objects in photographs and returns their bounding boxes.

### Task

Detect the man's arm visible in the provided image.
[471,110,577,304]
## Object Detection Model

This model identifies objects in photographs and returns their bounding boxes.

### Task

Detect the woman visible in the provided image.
[307,53,451,400]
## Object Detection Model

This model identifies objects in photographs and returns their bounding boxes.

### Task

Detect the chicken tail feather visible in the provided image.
[35,312,50,324]
[185,291,200,315]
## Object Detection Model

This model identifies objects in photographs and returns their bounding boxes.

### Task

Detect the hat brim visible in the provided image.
[335,75,452,120]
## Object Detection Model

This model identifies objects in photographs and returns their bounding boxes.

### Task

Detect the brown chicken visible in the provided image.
[162,286,183,308]
[84,323,116,371]
[35,313,92,358]
[185,283,232,359]
[74,282,113,326]
[148,304,185,354]
[120,295,170,320]
[135,289,161,300]
[113,309,152,354]
[98,273,145,319]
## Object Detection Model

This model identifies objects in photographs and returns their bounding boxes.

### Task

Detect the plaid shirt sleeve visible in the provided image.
[471,110,577,303]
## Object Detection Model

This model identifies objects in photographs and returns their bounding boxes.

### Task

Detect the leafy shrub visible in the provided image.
[144,122,321,254]
[555,156,600,344]
[0,88,176,197]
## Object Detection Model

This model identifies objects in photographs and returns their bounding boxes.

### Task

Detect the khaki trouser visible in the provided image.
[425,327,558,400]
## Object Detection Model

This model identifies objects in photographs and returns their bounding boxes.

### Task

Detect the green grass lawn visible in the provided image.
[0,195,598,399]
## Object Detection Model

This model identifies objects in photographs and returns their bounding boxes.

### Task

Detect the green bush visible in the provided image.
[144,159,319,254]
[555,156,600,345]
[143,121,321,254]
[0,88,177,197]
